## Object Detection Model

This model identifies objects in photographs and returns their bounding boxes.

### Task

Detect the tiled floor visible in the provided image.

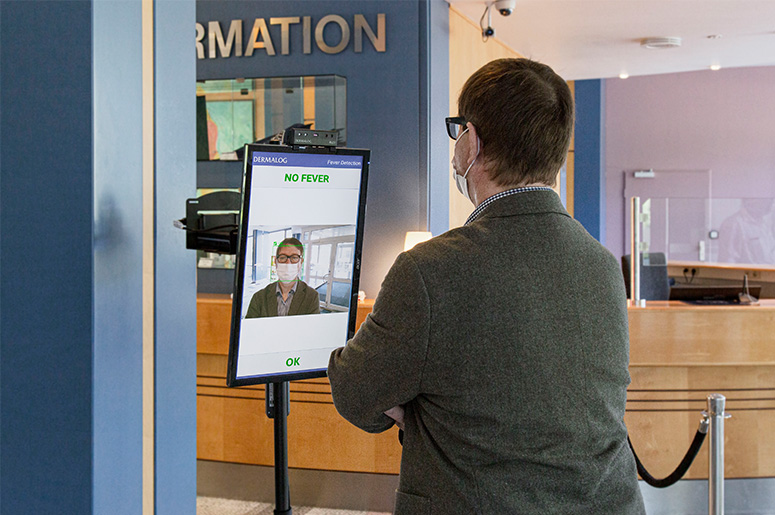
[197,497,391,515]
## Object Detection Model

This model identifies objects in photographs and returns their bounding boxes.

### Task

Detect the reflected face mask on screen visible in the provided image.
[276,263,300,282]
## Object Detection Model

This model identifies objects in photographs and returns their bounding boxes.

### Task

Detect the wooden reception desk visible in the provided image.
[197,295,775,479]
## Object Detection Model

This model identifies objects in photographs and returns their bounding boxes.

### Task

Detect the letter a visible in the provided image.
[246,18,276,56]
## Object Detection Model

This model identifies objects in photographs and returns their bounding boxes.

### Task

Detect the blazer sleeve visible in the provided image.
[327,252,430,433]
[245,290,265,318]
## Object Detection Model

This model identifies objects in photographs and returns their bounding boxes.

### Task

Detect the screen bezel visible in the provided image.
[226,144,370,387]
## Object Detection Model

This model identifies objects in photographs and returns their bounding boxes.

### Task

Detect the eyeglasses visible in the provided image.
[276,254,301,264]
[445,116,468,140]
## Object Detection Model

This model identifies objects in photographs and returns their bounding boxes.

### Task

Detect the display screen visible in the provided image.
[227,145,369,386]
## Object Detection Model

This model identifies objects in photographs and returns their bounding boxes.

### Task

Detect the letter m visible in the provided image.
[209,20,243,58]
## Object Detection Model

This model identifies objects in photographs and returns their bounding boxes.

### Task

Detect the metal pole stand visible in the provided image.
[266,381,292,515]
[705,394,731,515]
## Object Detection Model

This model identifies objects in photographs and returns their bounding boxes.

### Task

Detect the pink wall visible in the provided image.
[605,66,775,257]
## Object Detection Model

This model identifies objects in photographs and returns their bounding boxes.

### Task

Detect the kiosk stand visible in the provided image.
[226,137,370,515]
[266,382,292,515]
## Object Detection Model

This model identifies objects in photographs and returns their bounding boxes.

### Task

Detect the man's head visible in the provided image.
[276,238,304,282]
[456,58,574,187]
[742,198,774,220]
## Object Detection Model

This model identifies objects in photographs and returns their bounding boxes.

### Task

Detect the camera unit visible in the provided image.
[494,0,516,16]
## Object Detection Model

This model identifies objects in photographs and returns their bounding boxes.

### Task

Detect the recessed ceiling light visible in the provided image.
[640,37,682,49]
[710,64,722,71]
[619,72,630,79]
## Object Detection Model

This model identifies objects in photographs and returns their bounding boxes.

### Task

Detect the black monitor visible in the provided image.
[227,144,369,386]
[669,284,761,304]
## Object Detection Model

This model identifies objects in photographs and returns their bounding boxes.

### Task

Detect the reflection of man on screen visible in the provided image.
[245,238,320,318]
[718,198,775,264]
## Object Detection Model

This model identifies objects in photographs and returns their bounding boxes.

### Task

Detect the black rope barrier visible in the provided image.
[628,418,708,488]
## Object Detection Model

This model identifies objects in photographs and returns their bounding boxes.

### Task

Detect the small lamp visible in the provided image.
[404,231,433,251]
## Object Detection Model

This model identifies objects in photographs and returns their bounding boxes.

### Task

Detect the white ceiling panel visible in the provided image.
[447,0,775,80]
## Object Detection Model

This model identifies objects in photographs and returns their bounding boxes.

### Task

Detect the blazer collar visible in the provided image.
[473,189,570,221]
[287,281,306,316]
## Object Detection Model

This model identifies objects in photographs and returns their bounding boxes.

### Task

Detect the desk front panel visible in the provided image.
[197,296,775,478]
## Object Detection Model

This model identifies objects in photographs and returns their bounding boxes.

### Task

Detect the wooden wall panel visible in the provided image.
[198,298,775,479]
[197,354,402,473]
[197,293,232,354]
[626,365,775,479]
[197,297,402,473]
[448,7,523,229]
[447,7,575,228]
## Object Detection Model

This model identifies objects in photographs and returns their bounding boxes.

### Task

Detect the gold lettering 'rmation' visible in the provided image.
[195,13,386,59]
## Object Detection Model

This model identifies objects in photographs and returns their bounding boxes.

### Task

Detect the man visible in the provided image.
[245,237,320,318]
[718,198,775,264]
[328,59,645,514]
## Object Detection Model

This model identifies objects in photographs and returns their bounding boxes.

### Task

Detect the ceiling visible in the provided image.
[447,0,775,80]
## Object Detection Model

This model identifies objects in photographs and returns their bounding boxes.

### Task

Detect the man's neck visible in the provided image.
[472,181,550,208]
[278,280,296,301]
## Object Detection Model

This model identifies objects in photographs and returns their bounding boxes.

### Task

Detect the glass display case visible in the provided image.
[196,75,347,160]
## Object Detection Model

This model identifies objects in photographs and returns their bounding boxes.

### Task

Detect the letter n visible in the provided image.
[354,14,385,53]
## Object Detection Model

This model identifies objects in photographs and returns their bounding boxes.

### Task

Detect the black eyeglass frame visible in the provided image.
[445,116,468,140]
[275,254,302,264]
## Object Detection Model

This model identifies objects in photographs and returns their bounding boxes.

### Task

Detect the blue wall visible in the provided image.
[92,1,144,511]
[1,1,196,512]
[574,79,606,243]
[154,0,198,511]
[1,2,94,512]
[421,0,450,236]
[196,0,449,297]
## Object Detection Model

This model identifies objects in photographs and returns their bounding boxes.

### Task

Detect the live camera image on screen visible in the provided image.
[228,148,368,385]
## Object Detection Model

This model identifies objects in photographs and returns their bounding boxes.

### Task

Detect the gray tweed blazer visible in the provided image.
[328,190,645,515]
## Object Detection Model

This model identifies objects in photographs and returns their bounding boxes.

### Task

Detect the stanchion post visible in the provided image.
[630,196,646,307]
[707,394,727,515]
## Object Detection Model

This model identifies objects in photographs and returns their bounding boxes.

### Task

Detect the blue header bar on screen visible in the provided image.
[251,151,363,169]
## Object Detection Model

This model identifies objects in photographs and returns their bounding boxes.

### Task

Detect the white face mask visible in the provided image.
[276,262,300,282]
[452,127,480,203]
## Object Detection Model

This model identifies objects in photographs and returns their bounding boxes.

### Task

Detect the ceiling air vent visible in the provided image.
[640,37,682,49]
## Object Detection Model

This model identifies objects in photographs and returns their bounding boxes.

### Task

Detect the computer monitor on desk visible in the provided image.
[669,284,762,304]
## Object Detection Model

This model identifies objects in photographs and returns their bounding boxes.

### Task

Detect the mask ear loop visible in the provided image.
[463,134,480,179]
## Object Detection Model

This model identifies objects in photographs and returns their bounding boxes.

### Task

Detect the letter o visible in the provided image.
[315,15,350,54]
[286,358,294,366]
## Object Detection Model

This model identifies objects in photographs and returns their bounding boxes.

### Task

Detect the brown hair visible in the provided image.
[457,58,574,187]
[276,237,304,257]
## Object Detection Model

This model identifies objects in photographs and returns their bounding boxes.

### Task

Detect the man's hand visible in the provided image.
[384,405,405,430]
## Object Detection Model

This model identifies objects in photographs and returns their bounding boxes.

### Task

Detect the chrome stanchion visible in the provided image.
[706,394,730,515]
[630,196,646,307]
